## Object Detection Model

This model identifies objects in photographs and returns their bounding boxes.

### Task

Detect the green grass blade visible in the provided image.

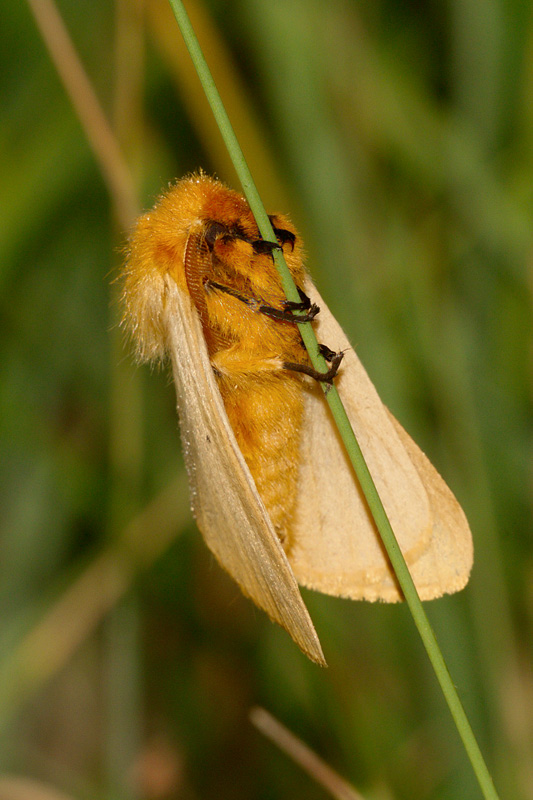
[167,2,500,798]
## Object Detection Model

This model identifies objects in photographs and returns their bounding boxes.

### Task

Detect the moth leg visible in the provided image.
[260,286,320,324]
[283,349,344,383]
[210,330,343,384]
[204,223,282,257]
[251,222,296,254]
[204,279,253,305]
[268,219,296,251]
[318,343,338,362]
[204,218,295,255]
[251,239,281,256]
[283,286,313,310]
[204,279,319,323]
[282,287,320,319]
[259,302,319,323]
[211,348,284,377]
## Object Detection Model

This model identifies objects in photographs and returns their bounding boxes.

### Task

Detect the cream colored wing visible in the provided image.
[384,409,473,597]
[288,281,473,601]
[163,277,325,665]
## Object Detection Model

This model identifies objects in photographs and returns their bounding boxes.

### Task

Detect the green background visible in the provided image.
[1,0,532,798]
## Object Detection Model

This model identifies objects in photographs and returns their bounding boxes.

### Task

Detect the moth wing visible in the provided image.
[384,409,473,597]
[288,281,473,601]
[163,276,325,665]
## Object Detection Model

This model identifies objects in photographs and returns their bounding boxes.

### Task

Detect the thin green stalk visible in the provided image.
[167,2,500,798]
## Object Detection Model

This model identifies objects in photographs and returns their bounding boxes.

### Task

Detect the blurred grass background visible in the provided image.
[1,0,532,798]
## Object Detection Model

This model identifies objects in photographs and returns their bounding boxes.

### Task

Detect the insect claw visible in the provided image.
[318,343,338,362]
[252,240,282,256]
[268,219,296,250]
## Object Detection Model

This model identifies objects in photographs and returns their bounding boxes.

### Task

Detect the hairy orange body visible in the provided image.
[124,175,310,543]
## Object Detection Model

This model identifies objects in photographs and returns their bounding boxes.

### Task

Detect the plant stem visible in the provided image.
[167,2,500,798]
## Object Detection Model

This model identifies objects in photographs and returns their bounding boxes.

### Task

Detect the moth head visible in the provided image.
[121,173,301,362]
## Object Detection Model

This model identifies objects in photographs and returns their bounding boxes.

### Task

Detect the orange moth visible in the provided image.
[122,173,473,665]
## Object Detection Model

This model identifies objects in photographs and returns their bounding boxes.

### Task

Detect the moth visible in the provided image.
[122,173,473,665]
